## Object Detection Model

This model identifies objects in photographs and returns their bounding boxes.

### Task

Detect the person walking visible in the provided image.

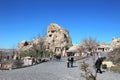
[67,57,70,68]
[70,56,74,67]
[95,57,103,73]
[58,54,61,61]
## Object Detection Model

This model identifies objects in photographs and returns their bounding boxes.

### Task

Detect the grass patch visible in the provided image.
[110,66,120,73]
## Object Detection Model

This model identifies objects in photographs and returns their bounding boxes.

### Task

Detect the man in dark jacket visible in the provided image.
[67,57,70,68]
[95,57,103,73]
[70,56,74,67]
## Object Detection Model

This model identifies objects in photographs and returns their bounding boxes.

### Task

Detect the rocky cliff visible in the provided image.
[17,23,72,56]
[110,38,120,48]
[45,23,72,55]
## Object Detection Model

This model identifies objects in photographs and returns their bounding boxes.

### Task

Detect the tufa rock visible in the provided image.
[46,23,72,56]
[18,40,33,52]
[110,38,120,48]
[18,23,72,56]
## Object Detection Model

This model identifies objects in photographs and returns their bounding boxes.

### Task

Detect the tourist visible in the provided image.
[67,57,70,68]
[49,54,52,61]
[95,57,103,73]
[70,56,74,67]
[58,54,61,61]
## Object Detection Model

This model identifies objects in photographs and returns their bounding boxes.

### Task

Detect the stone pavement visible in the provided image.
[0,57,120,80]
[80,56,120,80]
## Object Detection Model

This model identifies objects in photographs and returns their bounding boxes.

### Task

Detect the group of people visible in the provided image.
[50,54,61,61]
[67,56,74,68]
[50,52,103,73]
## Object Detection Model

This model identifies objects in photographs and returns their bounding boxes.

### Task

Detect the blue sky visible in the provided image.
[0,0,120,49]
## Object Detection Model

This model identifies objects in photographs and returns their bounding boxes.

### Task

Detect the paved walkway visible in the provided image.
[0,57,120,80]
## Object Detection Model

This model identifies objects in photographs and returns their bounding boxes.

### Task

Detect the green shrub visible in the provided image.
[20,50,32,57]
[110,66,120,73]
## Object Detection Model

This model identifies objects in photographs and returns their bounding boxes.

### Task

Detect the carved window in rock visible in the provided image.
[64,34,67,38]
[65,46,69,50]
[117,40,120,43]
[49,34,52,37]
[51,30,55,33]
[24,42,29,46]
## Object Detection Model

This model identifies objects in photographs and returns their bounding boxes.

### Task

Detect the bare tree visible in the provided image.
[81,61,97,80]
[30,34,46,58]
[109,46,120,65]
[37,35,46,52]
[80,37,99,52]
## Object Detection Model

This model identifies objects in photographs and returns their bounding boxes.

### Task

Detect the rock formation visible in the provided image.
[18,40,33,52]
[45,23,72,56]
[17,23,72,56]
[110,38,120,48]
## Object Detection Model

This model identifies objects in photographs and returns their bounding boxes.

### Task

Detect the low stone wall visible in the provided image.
[102,61,115,68]
[0,63,13,69]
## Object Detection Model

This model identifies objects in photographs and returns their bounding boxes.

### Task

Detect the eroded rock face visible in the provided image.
[18,23,72,56]
[46,23,72,56]
[18,38,46,53]
[18,40,32,52]
[110,38,120,48]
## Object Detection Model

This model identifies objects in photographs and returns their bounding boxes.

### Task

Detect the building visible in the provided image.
[0,49,18,69]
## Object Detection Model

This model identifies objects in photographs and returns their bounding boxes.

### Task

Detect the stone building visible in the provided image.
[0,49,17,61]
[0,49,18,69]
[96,43,111,52]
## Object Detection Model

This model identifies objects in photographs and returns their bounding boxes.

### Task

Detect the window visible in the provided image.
[64,34,67,38]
